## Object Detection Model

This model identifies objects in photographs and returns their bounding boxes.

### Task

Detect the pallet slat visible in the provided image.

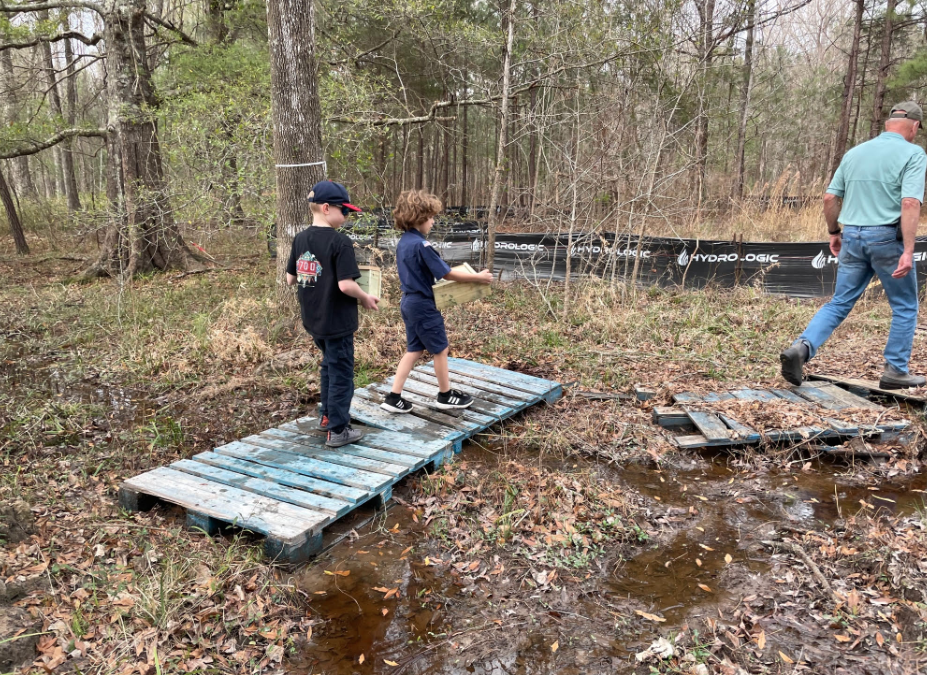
[243,434,409,477]
[172,459,348,518]
[191,452,367,503]
[686,411,732,441]
[121,467,326,543]
[215,441,391,491]
[415,365,537,403]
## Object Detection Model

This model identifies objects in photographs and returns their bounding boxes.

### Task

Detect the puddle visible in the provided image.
[291,443,926,673]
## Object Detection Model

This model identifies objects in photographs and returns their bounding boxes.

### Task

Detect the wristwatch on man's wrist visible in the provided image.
[828,228,841,236]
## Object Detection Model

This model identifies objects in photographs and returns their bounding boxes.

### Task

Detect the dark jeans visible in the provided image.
[313,334,355,433]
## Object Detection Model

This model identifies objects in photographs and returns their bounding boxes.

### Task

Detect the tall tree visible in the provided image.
[60,11,81,211]
[732,0,757,200]
[831,0,865,176]
[0,166,28,254]
[486,0,516,272]
[265,0,325,303]
[869,0,896,139]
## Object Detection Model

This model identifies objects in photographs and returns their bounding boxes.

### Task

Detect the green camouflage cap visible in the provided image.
[889,101,923,123]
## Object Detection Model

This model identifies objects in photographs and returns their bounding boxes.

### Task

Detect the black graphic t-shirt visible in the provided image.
[286,226,360,339]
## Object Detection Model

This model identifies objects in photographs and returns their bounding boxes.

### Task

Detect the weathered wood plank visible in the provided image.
[702,392,735,402]
[409,369,532,407]
[414,365,537,403]
[672,392,704,404]
[260,428,424,469]
[730,389,780,402]
[793,384,849,411]
[769,388,812,406]
[717,415,760,442]
[192,451,367,503]
[383,378,509,418]
[172,459,347,518]
[122,467,326,544]
[446,357,558,396]
[814,383,882,411]
[808,373,927,404]
[652,406,691,428]
[214,441,390,491]
[353,389,476,437]
[686,411,732,441]
[349,396,463,440]
[368,382,499,426]
[244,433,409,477]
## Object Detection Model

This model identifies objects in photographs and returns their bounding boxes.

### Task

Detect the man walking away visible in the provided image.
[780,101,927,390]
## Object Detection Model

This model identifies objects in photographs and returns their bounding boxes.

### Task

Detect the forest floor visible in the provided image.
[1,230,926,675]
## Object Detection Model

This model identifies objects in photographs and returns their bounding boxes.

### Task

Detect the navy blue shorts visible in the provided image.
[401,297,449,354]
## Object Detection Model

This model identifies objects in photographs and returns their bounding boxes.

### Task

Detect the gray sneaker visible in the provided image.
[879,363,926,390]
[779,340,810,386]
[325,425,365,448]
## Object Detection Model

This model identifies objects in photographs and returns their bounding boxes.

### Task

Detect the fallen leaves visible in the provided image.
[635,610,667,622]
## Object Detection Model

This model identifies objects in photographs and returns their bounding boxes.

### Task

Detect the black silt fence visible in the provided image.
[347,226,927,299]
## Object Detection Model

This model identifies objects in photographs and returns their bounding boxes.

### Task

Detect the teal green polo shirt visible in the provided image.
[827,131,927,226]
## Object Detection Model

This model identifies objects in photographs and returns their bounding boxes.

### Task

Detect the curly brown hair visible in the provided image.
[392,190,443,232]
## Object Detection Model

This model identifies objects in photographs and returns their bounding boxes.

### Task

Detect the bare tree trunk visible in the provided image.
[831,0,864,176]
[266,0,325,303]
[61,14,82,211]
[0,167,28,255]
[563,86,580,320]
[852,23,872,147]
[461,81,469,206]
[732,0,756,200]
[869,0,896,139]
[485,0,516,272]
[38,12,67,200]
[694,0,716,202]
[84,0,203,278]
[0,51,38,198]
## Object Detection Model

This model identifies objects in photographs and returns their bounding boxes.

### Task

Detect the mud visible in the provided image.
[291,444,927,674]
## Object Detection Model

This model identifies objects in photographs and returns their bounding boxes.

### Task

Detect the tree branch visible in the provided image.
[328,29,402,67]
[0,1,102,15]
[143,11,197,47]
[0,30,101,52]
[0,127,106,159]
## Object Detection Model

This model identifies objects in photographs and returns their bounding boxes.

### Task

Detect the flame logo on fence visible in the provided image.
[677,248,690,267]
[812,251,826,269]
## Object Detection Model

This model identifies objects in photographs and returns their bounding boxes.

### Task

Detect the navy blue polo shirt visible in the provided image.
[396,229,451,300]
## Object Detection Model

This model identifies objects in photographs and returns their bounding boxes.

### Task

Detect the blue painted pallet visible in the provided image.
[119,358,562,564]
[665,384,908,449]
[349,358,562,452]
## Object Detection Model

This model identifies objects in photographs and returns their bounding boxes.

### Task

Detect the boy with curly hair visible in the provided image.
[381,190,493,413]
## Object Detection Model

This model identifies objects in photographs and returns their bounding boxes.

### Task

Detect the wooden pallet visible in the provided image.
[120,358,562,563]
[654,383,908,449]
[808,373,927,405]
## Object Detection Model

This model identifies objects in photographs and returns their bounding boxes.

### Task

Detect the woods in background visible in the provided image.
[2,0,927,273]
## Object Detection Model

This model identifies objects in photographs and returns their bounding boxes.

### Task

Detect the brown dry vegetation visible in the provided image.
[1,230,927,674]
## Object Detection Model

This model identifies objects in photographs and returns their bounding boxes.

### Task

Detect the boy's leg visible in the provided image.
[391,350,424,394]
[325,334,355,434]
[432,348,451,392]
[312,337,329,422]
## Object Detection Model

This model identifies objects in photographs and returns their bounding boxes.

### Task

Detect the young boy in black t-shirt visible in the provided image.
[286,181,379,447]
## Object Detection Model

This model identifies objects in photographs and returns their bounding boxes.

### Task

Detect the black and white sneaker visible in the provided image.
[381,392,414,414]
[435,389,473,410]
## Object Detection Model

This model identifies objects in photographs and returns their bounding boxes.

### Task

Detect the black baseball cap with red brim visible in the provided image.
[308,181,362,212]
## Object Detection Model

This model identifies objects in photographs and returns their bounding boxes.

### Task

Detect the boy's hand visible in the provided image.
[361,294,380,311]
[474,269,494,284]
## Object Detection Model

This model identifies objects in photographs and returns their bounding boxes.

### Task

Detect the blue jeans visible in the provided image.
[312,334,355,433]
[800,225,918,372]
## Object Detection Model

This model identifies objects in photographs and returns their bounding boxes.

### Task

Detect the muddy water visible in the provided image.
[291,444,926,673]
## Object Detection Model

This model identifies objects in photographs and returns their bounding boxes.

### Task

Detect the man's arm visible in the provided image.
[823,192,843,257]
[892,197,921,279]
[338,278,379,310]
[286,273,296,286]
